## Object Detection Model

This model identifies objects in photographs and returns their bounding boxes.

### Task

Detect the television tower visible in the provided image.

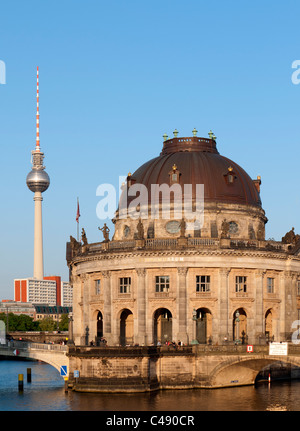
[26,67,50,279]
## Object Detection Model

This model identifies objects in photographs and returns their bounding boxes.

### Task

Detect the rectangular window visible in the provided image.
[119,277,131,293]
[267,277,274,294]
[196,275,210,292]
[235,276,247,292]
[297,281,300,296]
[155,276,170,293]
[95,279,101,295]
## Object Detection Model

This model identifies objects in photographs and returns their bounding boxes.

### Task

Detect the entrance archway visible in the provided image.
[154,308,172,345]
[195,308,212,344]
[265,309,273,342]
[120,309,134,346]
[97,311,103,337]
[233,308,247,344]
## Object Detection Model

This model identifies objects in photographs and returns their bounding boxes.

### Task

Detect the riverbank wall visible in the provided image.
[66,344,300,392]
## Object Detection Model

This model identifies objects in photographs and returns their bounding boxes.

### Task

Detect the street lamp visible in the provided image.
[191,308,199,345]
[235,311,240,344]
[67,312,74,346]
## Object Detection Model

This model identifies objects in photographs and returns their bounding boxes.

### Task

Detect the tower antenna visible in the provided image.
[36,66,40,151]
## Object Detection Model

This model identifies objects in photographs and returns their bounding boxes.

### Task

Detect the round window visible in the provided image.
[166,220,181,234]
[229,221,238,234]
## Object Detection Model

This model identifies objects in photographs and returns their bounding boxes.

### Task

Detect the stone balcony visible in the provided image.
[67,236,291,263]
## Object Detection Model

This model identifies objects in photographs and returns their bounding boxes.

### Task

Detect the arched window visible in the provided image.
[233,308,247,344]
[153,308,172,345]
[194,308,212,344]
[120,309,134,346]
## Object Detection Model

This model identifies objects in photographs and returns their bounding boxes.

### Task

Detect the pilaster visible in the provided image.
[218,268,231,343]
[102,270,112,344]
[254,269,266,344]
[177,267,188,344]
[136,268,147,345]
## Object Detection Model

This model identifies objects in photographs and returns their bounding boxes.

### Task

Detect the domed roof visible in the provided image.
[121,135,261,210]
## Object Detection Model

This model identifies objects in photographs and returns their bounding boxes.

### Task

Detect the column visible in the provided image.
[177,267,188,344]
[218,268,231,343]
[33,191,44,279]
[136,268,146,345]
[254,270,266,344]
[71,274,81,345]
[102,270,112,344]
[81,274,90,345]
[279,272,286,340]
[283,271,297,340]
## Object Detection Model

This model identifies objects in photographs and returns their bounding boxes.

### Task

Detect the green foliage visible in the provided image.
[36,317,57,331]
[0,312,39,331]
[0,312,69,332]
[59,314,69,331]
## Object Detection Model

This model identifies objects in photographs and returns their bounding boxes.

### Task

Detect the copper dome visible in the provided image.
[121,135,261,208]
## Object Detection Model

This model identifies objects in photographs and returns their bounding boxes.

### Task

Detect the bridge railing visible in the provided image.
[29,342,68,352]
[6,340,67,353]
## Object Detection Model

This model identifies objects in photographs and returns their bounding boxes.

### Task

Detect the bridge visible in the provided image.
[0,340,69,378]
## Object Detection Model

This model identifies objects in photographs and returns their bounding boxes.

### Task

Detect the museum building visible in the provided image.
[67,131,300,347]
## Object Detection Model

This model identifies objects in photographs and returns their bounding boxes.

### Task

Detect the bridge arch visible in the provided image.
[0,341,69,378]
[207,354,300,388]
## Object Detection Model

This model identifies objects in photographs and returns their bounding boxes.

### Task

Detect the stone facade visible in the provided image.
[67,134,300,349]
[68,243,300,347]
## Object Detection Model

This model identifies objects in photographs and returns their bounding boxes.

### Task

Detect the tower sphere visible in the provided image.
[26,169,50,193]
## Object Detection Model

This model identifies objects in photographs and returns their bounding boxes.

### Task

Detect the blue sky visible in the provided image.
[0,0,300,299]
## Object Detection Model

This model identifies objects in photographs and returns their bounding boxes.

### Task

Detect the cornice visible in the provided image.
[70,247,299,267]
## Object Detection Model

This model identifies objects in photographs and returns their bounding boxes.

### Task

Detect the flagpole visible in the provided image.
[76,197,80,242]
[77,213,79,242]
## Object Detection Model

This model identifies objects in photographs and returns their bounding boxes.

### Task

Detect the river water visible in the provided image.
[1,358,300,412]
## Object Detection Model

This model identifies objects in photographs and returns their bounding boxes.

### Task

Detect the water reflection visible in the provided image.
[1,360,300,411]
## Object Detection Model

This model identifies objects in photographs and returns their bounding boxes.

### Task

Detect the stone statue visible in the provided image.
[136,218,144,240]
[220,219,229,238]
[282,227,300,244]
[256,223,265,241]
[98,223,110,242]
[70,235,81,255]
[81,228,88,246]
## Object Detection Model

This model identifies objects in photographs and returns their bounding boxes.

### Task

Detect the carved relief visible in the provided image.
[177,267,188,276]
[136,268,146,277]
[101,270,111,279]
[220,219,229,238]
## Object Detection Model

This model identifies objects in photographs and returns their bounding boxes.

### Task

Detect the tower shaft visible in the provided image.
[33,191,44,280]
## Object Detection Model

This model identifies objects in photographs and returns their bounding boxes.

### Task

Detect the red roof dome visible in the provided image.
[121,136,261,209]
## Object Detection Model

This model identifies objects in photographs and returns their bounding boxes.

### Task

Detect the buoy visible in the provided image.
[18,374,24,392]
[27,368,31,383]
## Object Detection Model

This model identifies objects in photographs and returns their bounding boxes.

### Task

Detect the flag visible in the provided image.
[76,198,80,223]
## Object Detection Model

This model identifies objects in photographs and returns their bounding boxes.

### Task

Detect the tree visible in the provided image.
[0,312,38,331]
[36,317,57,331]
[59,314,69,331]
